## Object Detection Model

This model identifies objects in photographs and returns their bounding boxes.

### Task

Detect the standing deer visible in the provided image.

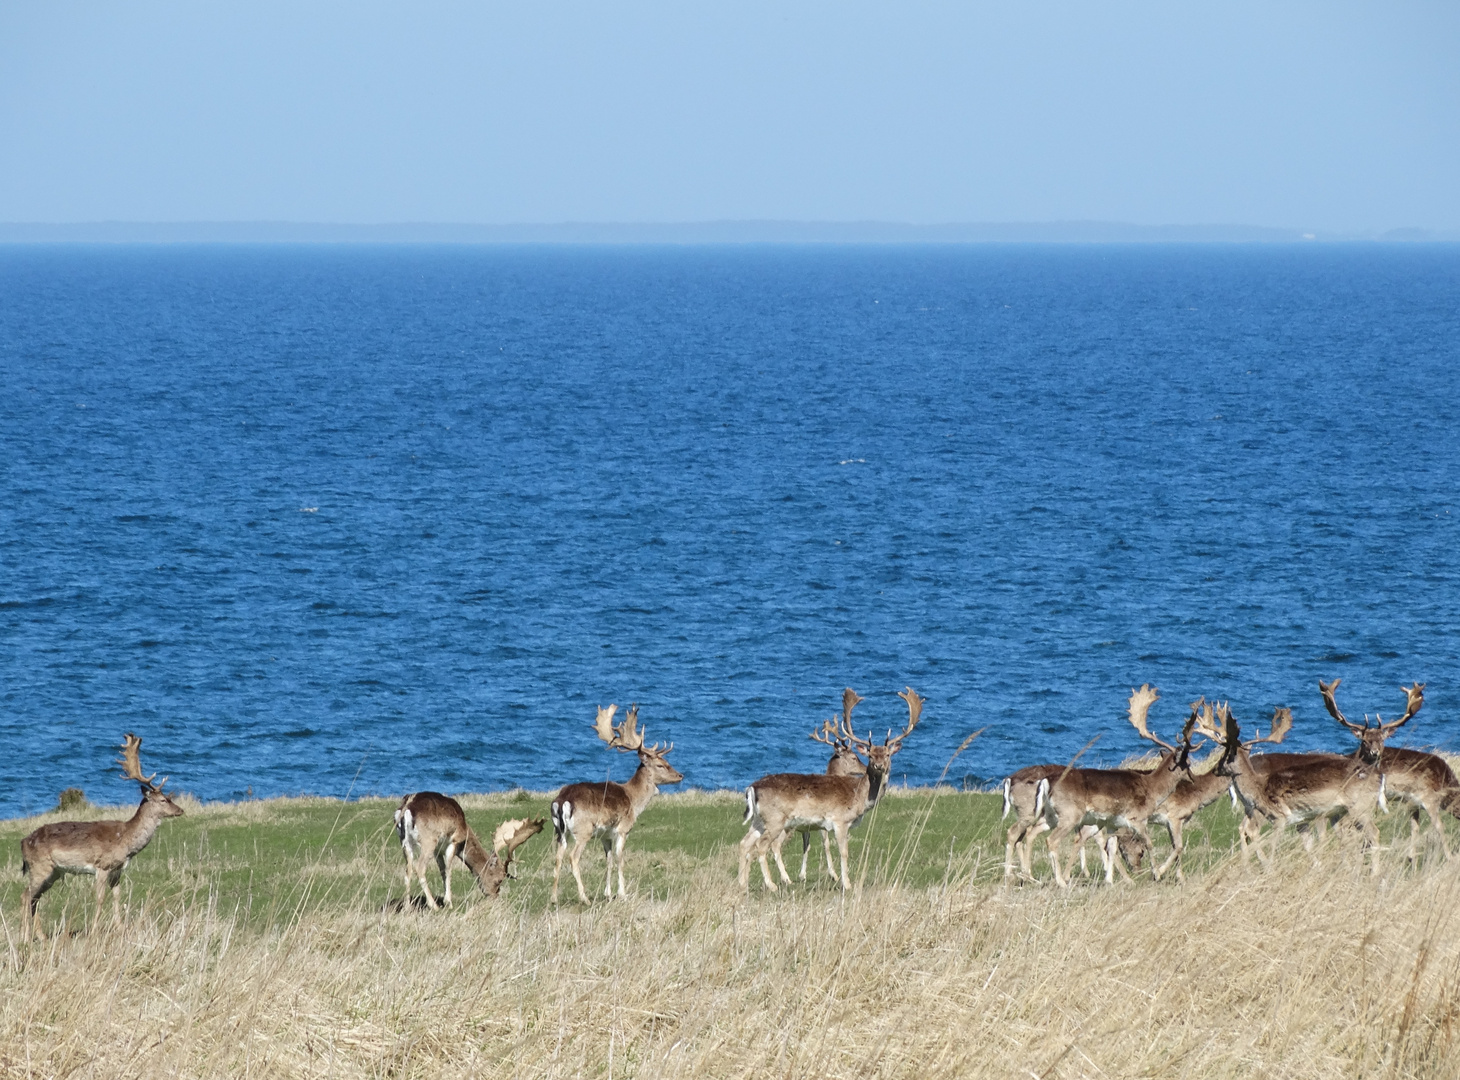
[1039,686,1199,888]
[551,704,683,904]
[1319,679,1446,861]
[739,687,923,893]
[394,792,544,908]
[799,717,867,881]
[1002,764,1146,884]
[1215,685,1408,873]
[19,734,184,940]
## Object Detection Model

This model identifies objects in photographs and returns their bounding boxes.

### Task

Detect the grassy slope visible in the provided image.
[0,790,1456,1079]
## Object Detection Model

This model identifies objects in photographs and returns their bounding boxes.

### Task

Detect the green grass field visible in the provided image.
[0,785,1266,931]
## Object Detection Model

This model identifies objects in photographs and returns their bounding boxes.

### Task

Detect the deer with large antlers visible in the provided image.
[394,792,544,908]
[739,687,923,893]
[797,717,868,881]
[19,734,185,940]
[551,704,683,904]
[1320,679,1453,862]
[1039,685,1199,888]
[1215,685,1406,872]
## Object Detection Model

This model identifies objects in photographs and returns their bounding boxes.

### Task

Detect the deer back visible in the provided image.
[396,792,470,851]
[748,772,875,829]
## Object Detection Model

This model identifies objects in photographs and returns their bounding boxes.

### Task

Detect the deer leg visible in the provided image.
[1153,820,1183,883]
[417,860,440,909]
[1046,825,1075,888]
[770,831,795,886]
[569,836,592,904]
[600,835,614,899]
[440,843,455,907]
[833,823,851,891]
[614,833,627,898]
[552,833,568,904]
[22,865,58,942]
[110,869,123,926]
[1003,824,1021,884]
[797,830,811,882]
[738,827,760,890]
[1078,827,1092,878]
[94,873,109,931]
[822,830,837,879]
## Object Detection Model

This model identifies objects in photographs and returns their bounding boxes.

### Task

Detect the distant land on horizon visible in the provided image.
[1,220,1456,245]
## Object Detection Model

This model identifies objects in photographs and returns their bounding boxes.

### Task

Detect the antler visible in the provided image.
[1190,698,1220,742]
[492,817,545,861]
[809,717,844,748]
[888,687,924,750]
[118,733,164,791]
[593,703,647,752]
[838,688,868,747]
[1318,678,1363,733]
[1126,684,1172,752]
[1379,682,1425,735]
[1258,706,1293,746]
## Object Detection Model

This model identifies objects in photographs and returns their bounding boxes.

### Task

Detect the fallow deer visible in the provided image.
[394,792,544,908]
[1002,765,1146,884]
[1320,679,1450,861]
[1215,686,1406,873]
[551,704,683,904]
[19,734,184,940]
[798,717,867,880]
[739,687,923,892]
[1039,685,1199,888]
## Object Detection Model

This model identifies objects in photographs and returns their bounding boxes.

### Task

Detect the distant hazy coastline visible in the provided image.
[2,220,1456,244]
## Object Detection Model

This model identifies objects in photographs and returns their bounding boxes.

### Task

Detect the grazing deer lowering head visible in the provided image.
[394,792,544,908]
[19,734,185,940]
[1039,685,1200,887]
[551,704,683,904]
[739,687,923,893]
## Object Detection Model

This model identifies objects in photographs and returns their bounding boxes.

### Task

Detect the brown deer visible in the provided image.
[739,687,923,892]
[1002,765,1146,884]
[394,792,543,908]
[1040,686,1199,887]
[551,704,683,904]
[798,717,867,880]
[1215,685,1408,872]
[19,734,184,940]
[1320,679,1449,862]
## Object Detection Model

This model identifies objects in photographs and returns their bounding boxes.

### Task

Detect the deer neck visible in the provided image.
[460,832,503,895]
[622,762,663,817]
[1143,751,1188,805]
[121,798,171,856]
[860,765,887,812]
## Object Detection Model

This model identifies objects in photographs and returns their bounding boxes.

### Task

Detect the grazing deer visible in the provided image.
[19,734,184,940]
[740,687,923,892]
[1002,765,1146,884]
[798,717,867,880]
[1320,679,1449,862]
[551,704,683,904]
[394,792,544,908]
[1039,686,1199,888]
[1215,686,1406,872]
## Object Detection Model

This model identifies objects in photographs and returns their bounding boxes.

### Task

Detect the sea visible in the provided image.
[1,243,1457,818]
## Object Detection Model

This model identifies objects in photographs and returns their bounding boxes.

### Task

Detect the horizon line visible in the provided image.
[1,219,1457,245]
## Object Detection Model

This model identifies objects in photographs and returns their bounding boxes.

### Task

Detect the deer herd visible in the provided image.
[14,677,1458,938]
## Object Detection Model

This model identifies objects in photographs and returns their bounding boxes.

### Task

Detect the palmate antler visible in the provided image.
[809,717,846,749]
[593,703,671,755]
[837,686,924,752]
[118,733,166,792]
[493,817,546,863]
[1320,679,1425,736]
[1126,685,1171,751]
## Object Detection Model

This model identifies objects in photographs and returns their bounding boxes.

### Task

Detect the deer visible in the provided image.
[739,687,923,893]
[1001,764,1147,884]
[1214,687,1404,873]
[394,792,544,908]
[798,717,867,881]
[1039,685,1199,888]
[1320,679,1452,862]
[19,734,185,940]
[551,704,683,904]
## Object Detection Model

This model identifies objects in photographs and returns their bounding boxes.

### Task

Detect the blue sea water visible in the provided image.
[1,243,1458,818]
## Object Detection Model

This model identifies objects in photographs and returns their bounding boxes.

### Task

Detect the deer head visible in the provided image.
[839,686,924,777]
[810,716,866,772]
[118,734,185,818]
[1319,679,1424,763]
[594,704,682,785]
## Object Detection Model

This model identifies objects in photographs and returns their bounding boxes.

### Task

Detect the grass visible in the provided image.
[0,787,1456,1077]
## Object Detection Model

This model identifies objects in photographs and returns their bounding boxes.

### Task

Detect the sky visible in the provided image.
[0,2,1457,231]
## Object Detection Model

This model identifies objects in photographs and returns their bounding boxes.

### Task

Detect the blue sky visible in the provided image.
[1,2,1456,229]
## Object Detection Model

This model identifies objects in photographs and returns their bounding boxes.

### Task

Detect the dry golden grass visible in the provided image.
[1,791,1459,1078]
